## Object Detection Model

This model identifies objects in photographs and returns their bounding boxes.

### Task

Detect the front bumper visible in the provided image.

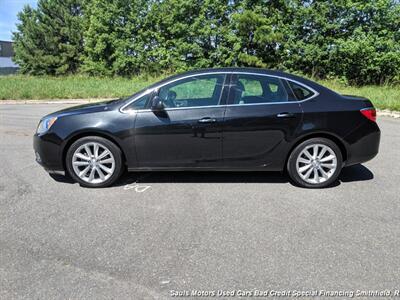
[33,133,64,173]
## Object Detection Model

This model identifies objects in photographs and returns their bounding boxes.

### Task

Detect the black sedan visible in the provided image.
[33,68,380,188]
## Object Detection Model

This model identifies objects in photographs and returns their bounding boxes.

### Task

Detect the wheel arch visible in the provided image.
[62,130,127,172]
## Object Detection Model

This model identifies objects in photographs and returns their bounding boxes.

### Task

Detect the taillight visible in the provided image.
[360,108,376,122]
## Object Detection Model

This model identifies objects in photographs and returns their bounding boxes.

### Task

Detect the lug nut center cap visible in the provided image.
[312,160,320,168]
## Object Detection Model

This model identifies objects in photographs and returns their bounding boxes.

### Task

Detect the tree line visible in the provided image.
[13,0,400,85]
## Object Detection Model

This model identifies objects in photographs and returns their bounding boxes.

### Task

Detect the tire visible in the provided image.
[66,136,123,188]
[287,137,343,188]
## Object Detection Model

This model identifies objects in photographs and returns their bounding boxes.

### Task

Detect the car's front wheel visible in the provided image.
[287,137,343,188]
[66,136,123,188]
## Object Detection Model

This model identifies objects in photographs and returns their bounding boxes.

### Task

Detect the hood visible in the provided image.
[42,99,121,119]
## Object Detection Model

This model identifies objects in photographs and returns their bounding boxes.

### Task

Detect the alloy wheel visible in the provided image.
[295,143,337,184]
[72,142,115,184]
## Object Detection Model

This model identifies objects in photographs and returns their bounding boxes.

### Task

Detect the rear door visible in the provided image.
[222,73,304,170]
[134,73,228,168]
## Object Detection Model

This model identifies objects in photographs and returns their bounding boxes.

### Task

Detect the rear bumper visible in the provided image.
[345,123,380,166]
[33,133,64,172]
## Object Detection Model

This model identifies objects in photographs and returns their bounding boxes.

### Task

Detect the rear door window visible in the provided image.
[230,74,290,105]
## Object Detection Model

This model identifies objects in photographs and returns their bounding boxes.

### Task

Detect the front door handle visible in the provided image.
[198,117,217,123]
[276,112,295,118]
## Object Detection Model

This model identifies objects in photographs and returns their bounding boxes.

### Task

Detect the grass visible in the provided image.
[0,74,399,111]
[319,79,400,111]
[0,75,162,100]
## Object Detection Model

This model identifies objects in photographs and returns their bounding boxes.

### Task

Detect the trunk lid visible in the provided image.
[341,94,375,108]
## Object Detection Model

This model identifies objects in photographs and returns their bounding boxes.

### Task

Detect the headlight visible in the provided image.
[36,117,58,134]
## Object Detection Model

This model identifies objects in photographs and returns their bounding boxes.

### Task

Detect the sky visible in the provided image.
[0,0,37,41]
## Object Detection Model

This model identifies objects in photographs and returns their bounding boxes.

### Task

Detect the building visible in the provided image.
[0,41,19,75]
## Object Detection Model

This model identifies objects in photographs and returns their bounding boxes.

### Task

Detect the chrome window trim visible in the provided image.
[120,71,319,113]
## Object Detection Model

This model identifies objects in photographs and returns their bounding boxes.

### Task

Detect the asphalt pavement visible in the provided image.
[0,104,399,299]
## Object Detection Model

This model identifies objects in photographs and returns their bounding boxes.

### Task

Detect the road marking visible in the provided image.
[123,182,151,192]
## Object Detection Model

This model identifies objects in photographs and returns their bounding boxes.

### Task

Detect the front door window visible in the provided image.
[158,74,225,108]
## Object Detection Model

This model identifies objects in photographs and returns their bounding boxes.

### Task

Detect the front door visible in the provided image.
[222,73,303,170]
[134,73,228,168]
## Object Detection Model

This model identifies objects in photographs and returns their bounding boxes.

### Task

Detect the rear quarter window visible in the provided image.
[288,81,315,100]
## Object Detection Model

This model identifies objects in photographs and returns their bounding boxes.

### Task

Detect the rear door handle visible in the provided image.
[276,112,295,118]
[198,117,217,123]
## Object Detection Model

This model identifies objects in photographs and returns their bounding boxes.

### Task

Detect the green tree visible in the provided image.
[12,0,400,84]
[230,0,292,68]
[189,0,240,68]
[82,0,151,76]
[134,0,202,73]
[108,0,240,74]
[82,0,120,76]
[13,0,84,75]
[282,0,400,85]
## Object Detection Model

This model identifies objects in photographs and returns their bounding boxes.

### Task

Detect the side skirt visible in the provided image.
[127,167,284,172]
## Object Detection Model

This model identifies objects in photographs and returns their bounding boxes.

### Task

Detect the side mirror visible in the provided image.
[151,96,164,111]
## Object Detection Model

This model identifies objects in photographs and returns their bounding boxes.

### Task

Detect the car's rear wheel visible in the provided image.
[287,137,343,188]
[66,136,123,188]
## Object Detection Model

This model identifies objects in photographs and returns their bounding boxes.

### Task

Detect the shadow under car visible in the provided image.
[49,164,373,188]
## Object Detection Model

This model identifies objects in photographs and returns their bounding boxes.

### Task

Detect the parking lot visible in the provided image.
[1,104,399,299]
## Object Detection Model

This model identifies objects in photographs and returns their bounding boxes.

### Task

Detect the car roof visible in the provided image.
[157,67,299,82]
[150,67,329,91]
[173,67,287,76]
